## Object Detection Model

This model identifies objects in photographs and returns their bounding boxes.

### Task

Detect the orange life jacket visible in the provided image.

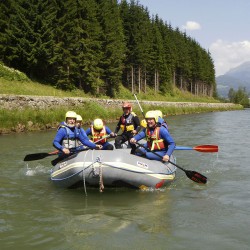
[90,126,107,144]
[146,126,166,151]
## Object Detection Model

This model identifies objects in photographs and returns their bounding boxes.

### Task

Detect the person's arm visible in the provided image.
[130,129,146,143]
[85,128,91,137]
[53,129,65,151]
[160,127,175,157]
[114,119,121,134]
[133,115,141,133]
[78,132,98,149]
[105,126,112,134]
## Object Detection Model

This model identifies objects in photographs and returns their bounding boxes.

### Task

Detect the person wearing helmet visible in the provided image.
[114,102,140,153]
[53,111,102,155]
[85,118,115,150]
[75,114,91,148]
[130,110,175,162]
[154,110,169,130]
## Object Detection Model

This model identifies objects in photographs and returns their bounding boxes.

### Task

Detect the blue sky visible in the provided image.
[137,0,250,76]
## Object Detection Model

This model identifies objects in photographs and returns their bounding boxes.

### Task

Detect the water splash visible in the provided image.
[25,163,50,176]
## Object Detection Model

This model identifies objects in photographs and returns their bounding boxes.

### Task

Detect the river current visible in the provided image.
[1,109,250,250]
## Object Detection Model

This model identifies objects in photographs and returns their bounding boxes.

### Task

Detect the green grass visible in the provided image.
[0,63,242,134]
[1,61,218,102]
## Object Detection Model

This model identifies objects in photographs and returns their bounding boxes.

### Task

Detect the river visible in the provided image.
[1,109,250,250]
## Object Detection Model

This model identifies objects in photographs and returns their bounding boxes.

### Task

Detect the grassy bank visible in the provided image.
[0,100,242,134]
[0,65,243,134]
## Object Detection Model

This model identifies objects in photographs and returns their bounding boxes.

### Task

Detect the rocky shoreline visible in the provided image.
[0,94,238,110]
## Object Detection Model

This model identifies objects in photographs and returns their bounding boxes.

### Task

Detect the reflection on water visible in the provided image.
[1,110,250,249]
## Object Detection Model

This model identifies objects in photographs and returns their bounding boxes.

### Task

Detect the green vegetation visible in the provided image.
[0,99,242,134]
[0,0,216,98]
[0,43,242,135]
[228,87,250,108]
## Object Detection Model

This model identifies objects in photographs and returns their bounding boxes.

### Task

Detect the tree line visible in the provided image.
[0,0,216,97]
[228,87,249,108]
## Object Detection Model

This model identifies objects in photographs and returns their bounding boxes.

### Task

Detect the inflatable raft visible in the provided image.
[50,148,176,190]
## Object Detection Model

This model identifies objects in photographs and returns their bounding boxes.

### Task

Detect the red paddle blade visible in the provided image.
[194,145,218,153]
[185,170,207,184]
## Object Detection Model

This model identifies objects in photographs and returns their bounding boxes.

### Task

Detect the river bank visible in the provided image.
[0,94,242,134]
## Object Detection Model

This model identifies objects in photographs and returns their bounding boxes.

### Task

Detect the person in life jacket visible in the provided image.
[75,114,90,149]
[53,111,102,155]
[114,102,140,153]
[85,118,115,150]
[154,110,169,130]
[130,110,175,162]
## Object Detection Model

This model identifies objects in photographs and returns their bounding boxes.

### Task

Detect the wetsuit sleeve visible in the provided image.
[80,128,89,140]
[78,132,96,149]
[53,128,66,151]
[114,119,121,134]
[133,129,146,141]
[160,127,175,156]
[105,126,112,134]
[85,128,91,136]
[133,115,141,133]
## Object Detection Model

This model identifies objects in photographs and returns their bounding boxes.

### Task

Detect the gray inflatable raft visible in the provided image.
[50,148,176,190]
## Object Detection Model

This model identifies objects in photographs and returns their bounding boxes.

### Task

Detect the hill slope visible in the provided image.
[216,61,250,97]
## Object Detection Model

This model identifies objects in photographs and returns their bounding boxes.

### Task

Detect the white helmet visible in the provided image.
[76,114,83,121]
[65,111,77,120]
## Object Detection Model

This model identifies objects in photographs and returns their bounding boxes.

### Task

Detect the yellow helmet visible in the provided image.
[140,119,147,128]
[154,110,163,118]
[93,118,104,130]
[65,111,77,120]
[76,114,83,121]
[145,110,158,122]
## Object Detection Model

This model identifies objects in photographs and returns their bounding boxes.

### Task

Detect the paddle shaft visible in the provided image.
[136,142,207,184]
[134,93,145,118]
[24,134,112,161]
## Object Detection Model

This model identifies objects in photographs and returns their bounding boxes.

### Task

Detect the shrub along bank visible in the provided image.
[0,95,242,134]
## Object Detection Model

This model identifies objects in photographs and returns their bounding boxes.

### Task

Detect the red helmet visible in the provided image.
[122,102,132,110]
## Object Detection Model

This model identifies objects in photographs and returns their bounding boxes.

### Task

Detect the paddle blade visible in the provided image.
[24,150,58,161]
[185,170,207,184]
[24,153,50,161]
[194,145,218,153]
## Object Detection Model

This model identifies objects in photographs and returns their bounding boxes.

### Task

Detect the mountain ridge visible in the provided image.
[216,61,250,97]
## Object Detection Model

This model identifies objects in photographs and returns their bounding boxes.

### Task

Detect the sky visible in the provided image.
[137,0,250,76]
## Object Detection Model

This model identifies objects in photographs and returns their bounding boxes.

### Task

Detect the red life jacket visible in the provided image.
[146,126,166,151]
[90,126,107,144]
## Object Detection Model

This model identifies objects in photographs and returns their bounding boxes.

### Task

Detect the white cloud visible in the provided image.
[210,39,250,76]
[181,21,201,31]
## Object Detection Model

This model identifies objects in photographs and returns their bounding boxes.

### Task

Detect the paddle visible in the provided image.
[134,93,145,118]
[24,150,59,161]
[51,134,114,166]
[175,144,218,153]
[23,134,112,162]
[136,142,207,184]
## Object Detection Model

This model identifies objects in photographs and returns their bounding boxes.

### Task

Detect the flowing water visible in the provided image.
[1,109,250,250]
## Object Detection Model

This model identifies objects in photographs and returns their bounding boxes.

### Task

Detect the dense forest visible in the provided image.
[0,0,216,98]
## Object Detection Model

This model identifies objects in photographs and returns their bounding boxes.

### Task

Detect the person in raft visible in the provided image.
[53,111,102,155]
[85,118,115,150]
[130,110,175,162]
[114,102,140,153]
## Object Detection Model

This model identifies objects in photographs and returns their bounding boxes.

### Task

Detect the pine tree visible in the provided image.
[4,0,56,80]
[96,0,126,97]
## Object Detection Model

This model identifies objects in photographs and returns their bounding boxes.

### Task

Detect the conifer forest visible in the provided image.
[0,0,216,97]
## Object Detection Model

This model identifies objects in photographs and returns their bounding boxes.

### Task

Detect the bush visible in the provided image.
[0,62,30,82]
